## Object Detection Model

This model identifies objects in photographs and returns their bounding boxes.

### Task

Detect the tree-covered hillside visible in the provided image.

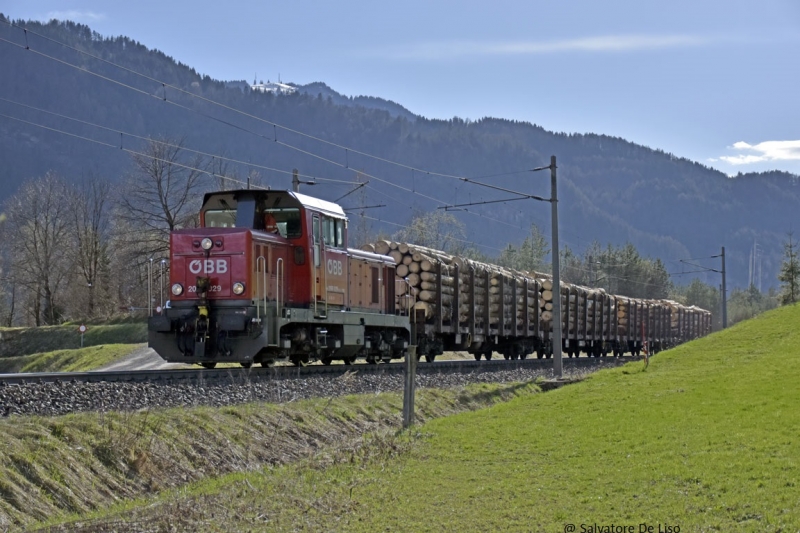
[1,15,798,290]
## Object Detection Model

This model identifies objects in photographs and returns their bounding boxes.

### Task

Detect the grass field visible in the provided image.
[0,343,143,373]
[0,322,146,359]
[0,323,147,372]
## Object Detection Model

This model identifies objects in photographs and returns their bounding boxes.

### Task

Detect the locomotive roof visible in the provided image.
[291,191,347,218]
[202,189,346,218]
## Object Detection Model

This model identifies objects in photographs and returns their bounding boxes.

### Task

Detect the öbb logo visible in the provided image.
[189,259,228,275]
[326,259,343,276]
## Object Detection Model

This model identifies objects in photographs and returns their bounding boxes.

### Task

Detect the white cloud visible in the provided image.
[718,140,800,165]
[46,10,106,23]
[375,34,710,60]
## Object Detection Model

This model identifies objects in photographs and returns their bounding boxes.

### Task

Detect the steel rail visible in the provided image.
[0,357,635,386]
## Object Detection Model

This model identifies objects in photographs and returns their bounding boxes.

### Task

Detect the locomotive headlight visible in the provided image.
[200,237,213,250]
[232,282,245,295]
[171,283,184,296]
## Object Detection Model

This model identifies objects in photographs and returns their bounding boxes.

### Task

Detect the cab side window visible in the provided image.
[335,219,345,248]
[321,217,345,248]
[322,217,334,246]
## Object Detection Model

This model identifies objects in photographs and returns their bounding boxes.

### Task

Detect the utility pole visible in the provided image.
[721,246,727,329]
[292,168,315,193]
[550,155,563,378]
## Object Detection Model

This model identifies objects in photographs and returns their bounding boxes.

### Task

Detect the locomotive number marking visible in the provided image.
[188,285,222,293]
[189,259,228,274]
[326,259,343,276]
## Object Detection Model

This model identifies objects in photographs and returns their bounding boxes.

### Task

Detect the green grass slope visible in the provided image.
[333,304,800,532]
[0,344,143,373]
[0,323,146,359]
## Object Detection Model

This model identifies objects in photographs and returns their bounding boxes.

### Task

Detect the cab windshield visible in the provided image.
[262,208,302,238]
[204,209,237,228]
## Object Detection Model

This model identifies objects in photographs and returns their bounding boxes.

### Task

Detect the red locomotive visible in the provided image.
[148,189,410,367]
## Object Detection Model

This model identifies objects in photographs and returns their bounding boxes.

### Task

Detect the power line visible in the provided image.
[1,32,526,229]
[0,97,351,185]
[0,19,536,195]
[358,214,508,254]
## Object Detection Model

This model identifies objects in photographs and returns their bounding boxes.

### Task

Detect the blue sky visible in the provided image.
[4,0,800,176]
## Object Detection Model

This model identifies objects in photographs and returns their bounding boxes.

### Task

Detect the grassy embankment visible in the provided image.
[0,322,146,372]
[0,382,538,530]
[28,303,800,532]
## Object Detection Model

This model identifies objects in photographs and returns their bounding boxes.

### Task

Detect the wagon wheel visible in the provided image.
[240,362,252,369]
[321,358,332,366]
[260,360,275,368]
[424,354,436,363]
[200,362,217,369]
[473,353,482,361]
[343,357,353,366]
[484,352,492,361]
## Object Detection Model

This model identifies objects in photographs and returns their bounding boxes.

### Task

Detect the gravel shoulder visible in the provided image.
[0,358,626,418]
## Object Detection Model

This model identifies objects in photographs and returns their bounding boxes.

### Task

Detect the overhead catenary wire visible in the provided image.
[0,19,537,197]
[0,18,574,250]
[0,32,525,229]
[0,97,354,185]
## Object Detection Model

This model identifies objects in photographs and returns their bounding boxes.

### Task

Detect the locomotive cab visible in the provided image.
[148,189,410,368]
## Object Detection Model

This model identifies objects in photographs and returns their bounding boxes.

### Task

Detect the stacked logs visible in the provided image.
[364,240,712,340]
[363,240,549,331]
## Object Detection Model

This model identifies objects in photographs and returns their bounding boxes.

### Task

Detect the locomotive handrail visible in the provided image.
[276,257,284,317]
[256,255,267,320]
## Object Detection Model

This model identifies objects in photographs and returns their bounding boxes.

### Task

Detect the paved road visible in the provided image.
[94,344,185,372]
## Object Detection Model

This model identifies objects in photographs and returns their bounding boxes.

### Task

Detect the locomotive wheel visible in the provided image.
[200,362,217,369]
[425,354,436,363]
[240,362,252,369]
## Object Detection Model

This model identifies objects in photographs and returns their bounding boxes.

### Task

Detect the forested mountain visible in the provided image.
[1,15,798,291]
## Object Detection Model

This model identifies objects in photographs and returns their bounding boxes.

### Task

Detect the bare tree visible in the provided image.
[4,172,74,325]
[116,137,209,258]
[0,213,16,326]
[71,175,111,318]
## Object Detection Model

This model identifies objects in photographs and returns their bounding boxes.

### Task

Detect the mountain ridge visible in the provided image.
[0,15,797,290]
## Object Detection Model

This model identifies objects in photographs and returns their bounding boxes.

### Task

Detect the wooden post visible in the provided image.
[403,345,417,429]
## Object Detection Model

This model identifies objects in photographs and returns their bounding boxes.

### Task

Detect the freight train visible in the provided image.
[148,189,712,367]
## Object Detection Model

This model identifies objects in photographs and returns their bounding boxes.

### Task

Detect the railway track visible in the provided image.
[0,356,637,386]
[0,357,637,418]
